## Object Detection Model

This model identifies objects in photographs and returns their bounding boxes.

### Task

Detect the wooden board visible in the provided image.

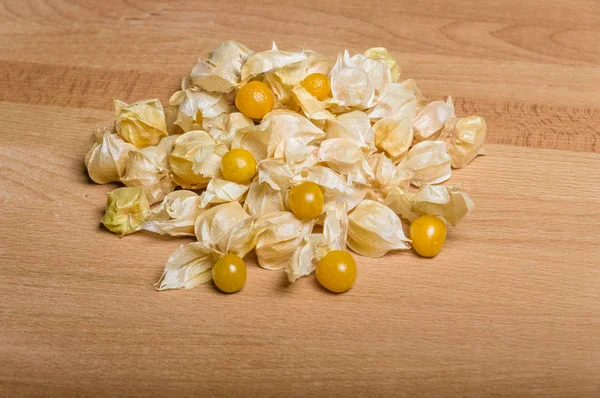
[0,1,599,396]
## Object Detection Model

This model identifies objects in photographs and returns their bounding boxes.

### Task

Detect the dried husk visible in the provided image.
[364,47,401,83]
[445,116,487,168]
[254,211,316,270]
[101,187,150,237]
[286,200,348,282]
[169,89,230,133]
[85,126,135,184]
[347,199,411,257]
[240,42,307,83]
[372,111,414,159]
[189,41,254,93]
[169,131,228,189]
[114,99,168,148]
[413,97,455,141]
[199,178,250,208]
[367,152,413,200]
[208,112,254,147]
[293,166,366,211]
[139,190,203,237]
[257,159,294,191]
[243,181,287,217]
[368,82,416,121]
[406,140,452,186]
[385,184,474,226]
[232,109,325,162]
[324,111,373,149]
[120,146,175,205]
[317,138,374,185]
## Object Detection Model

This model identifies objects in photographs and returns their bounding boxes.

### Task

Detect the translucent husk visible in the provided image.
[365,47,401,82]
[199,178,250,208]
[120,146,175,205]
[189,41,254,93]
[156,202,263,290]
[85,126,135,184]
[406,140,452,186]
[169,89,230,133]
[286,200,348,282]
[232,109,325,162]
[413,97,455,141]
[244,181,287,217]
[240,42,307,83]
[254,211,316,270]
[207,112,254,147]
[385,184,474,226]
[317,138,374,185]
[139,190,203,237]
[324,111,373,149]
[293,166,366,211]
[368,82,416,121]
[114,99,168,148]
[101,187,150,237]
[366,152,413,201]
[445,116,487,168]
[347,200,411,257]
[291,84,334,120]
[169,130,228,189]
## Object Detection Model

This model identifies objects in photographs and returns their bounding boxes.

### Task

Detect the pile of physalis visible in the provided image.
[85,41,486,294]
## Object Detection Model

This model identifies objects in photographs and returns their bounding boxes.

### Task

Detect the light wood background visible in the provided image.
[1,1,599,396]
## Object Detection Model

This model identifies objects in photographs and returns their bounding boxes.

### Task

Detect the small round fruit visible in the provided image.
[221,148,257,184]
[316,250,357,293]
[301,73,331,101]
[288,182,324,220]
[235,80,275,119]
[212,254,247,293]
[409,215,447,258]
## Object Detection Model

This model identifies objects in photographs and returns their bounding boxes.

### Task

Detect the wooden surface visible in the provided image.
[1,0,599,396]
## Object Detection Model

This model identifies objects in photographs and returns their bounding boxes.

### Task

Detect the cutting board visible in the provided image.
[1,1,599,396]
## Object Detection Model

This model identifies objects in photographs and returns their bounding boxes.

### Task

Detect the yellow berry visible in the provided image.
[316,250,357,293]
[409,215,447,258]
[221,148,257,184]
[301,73,331,101]
[235,81,274,120]
[288,182,324,220]
[212,254,247,293]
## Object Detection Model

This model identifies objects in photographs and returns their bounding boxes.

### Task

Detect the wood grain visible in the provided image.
[1,0,599,396]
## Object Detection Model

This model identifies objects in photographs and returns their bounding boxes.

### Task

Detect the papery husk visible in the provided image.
[257,159,294,191]
[85,126,135,184]
[367,152,413,200]
[328,51,375,110]
[406,140,452,186]
[317,138,374,185]
[120,146,175,205]
[208,112,254,147]
[254,211,316,270]
[232,109,325,162]
[156,134,181,154]
[324,111,373,149]
[445,116,487,168]
[365,47,401,83]
[101,187,150,237]
[293,166,366,211]
[139,190,203,237]
[190,41,253,93]
[244,181,287,217]
[368,83,416,121]
[291,84,334,120]
[169,130,228,189]
[194,201,250,250]
[199,178,250,208]
[275,50,332,86]
[347,199,411,257]
[157,242,217,290]
[400,79,428,109]
[372,112,414,159]
[385,184,474,226]
[240,42,307,83]
[413,97,455,141]
[169,89,230,133]
[114,99,168,148]
[286,200,348,282]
